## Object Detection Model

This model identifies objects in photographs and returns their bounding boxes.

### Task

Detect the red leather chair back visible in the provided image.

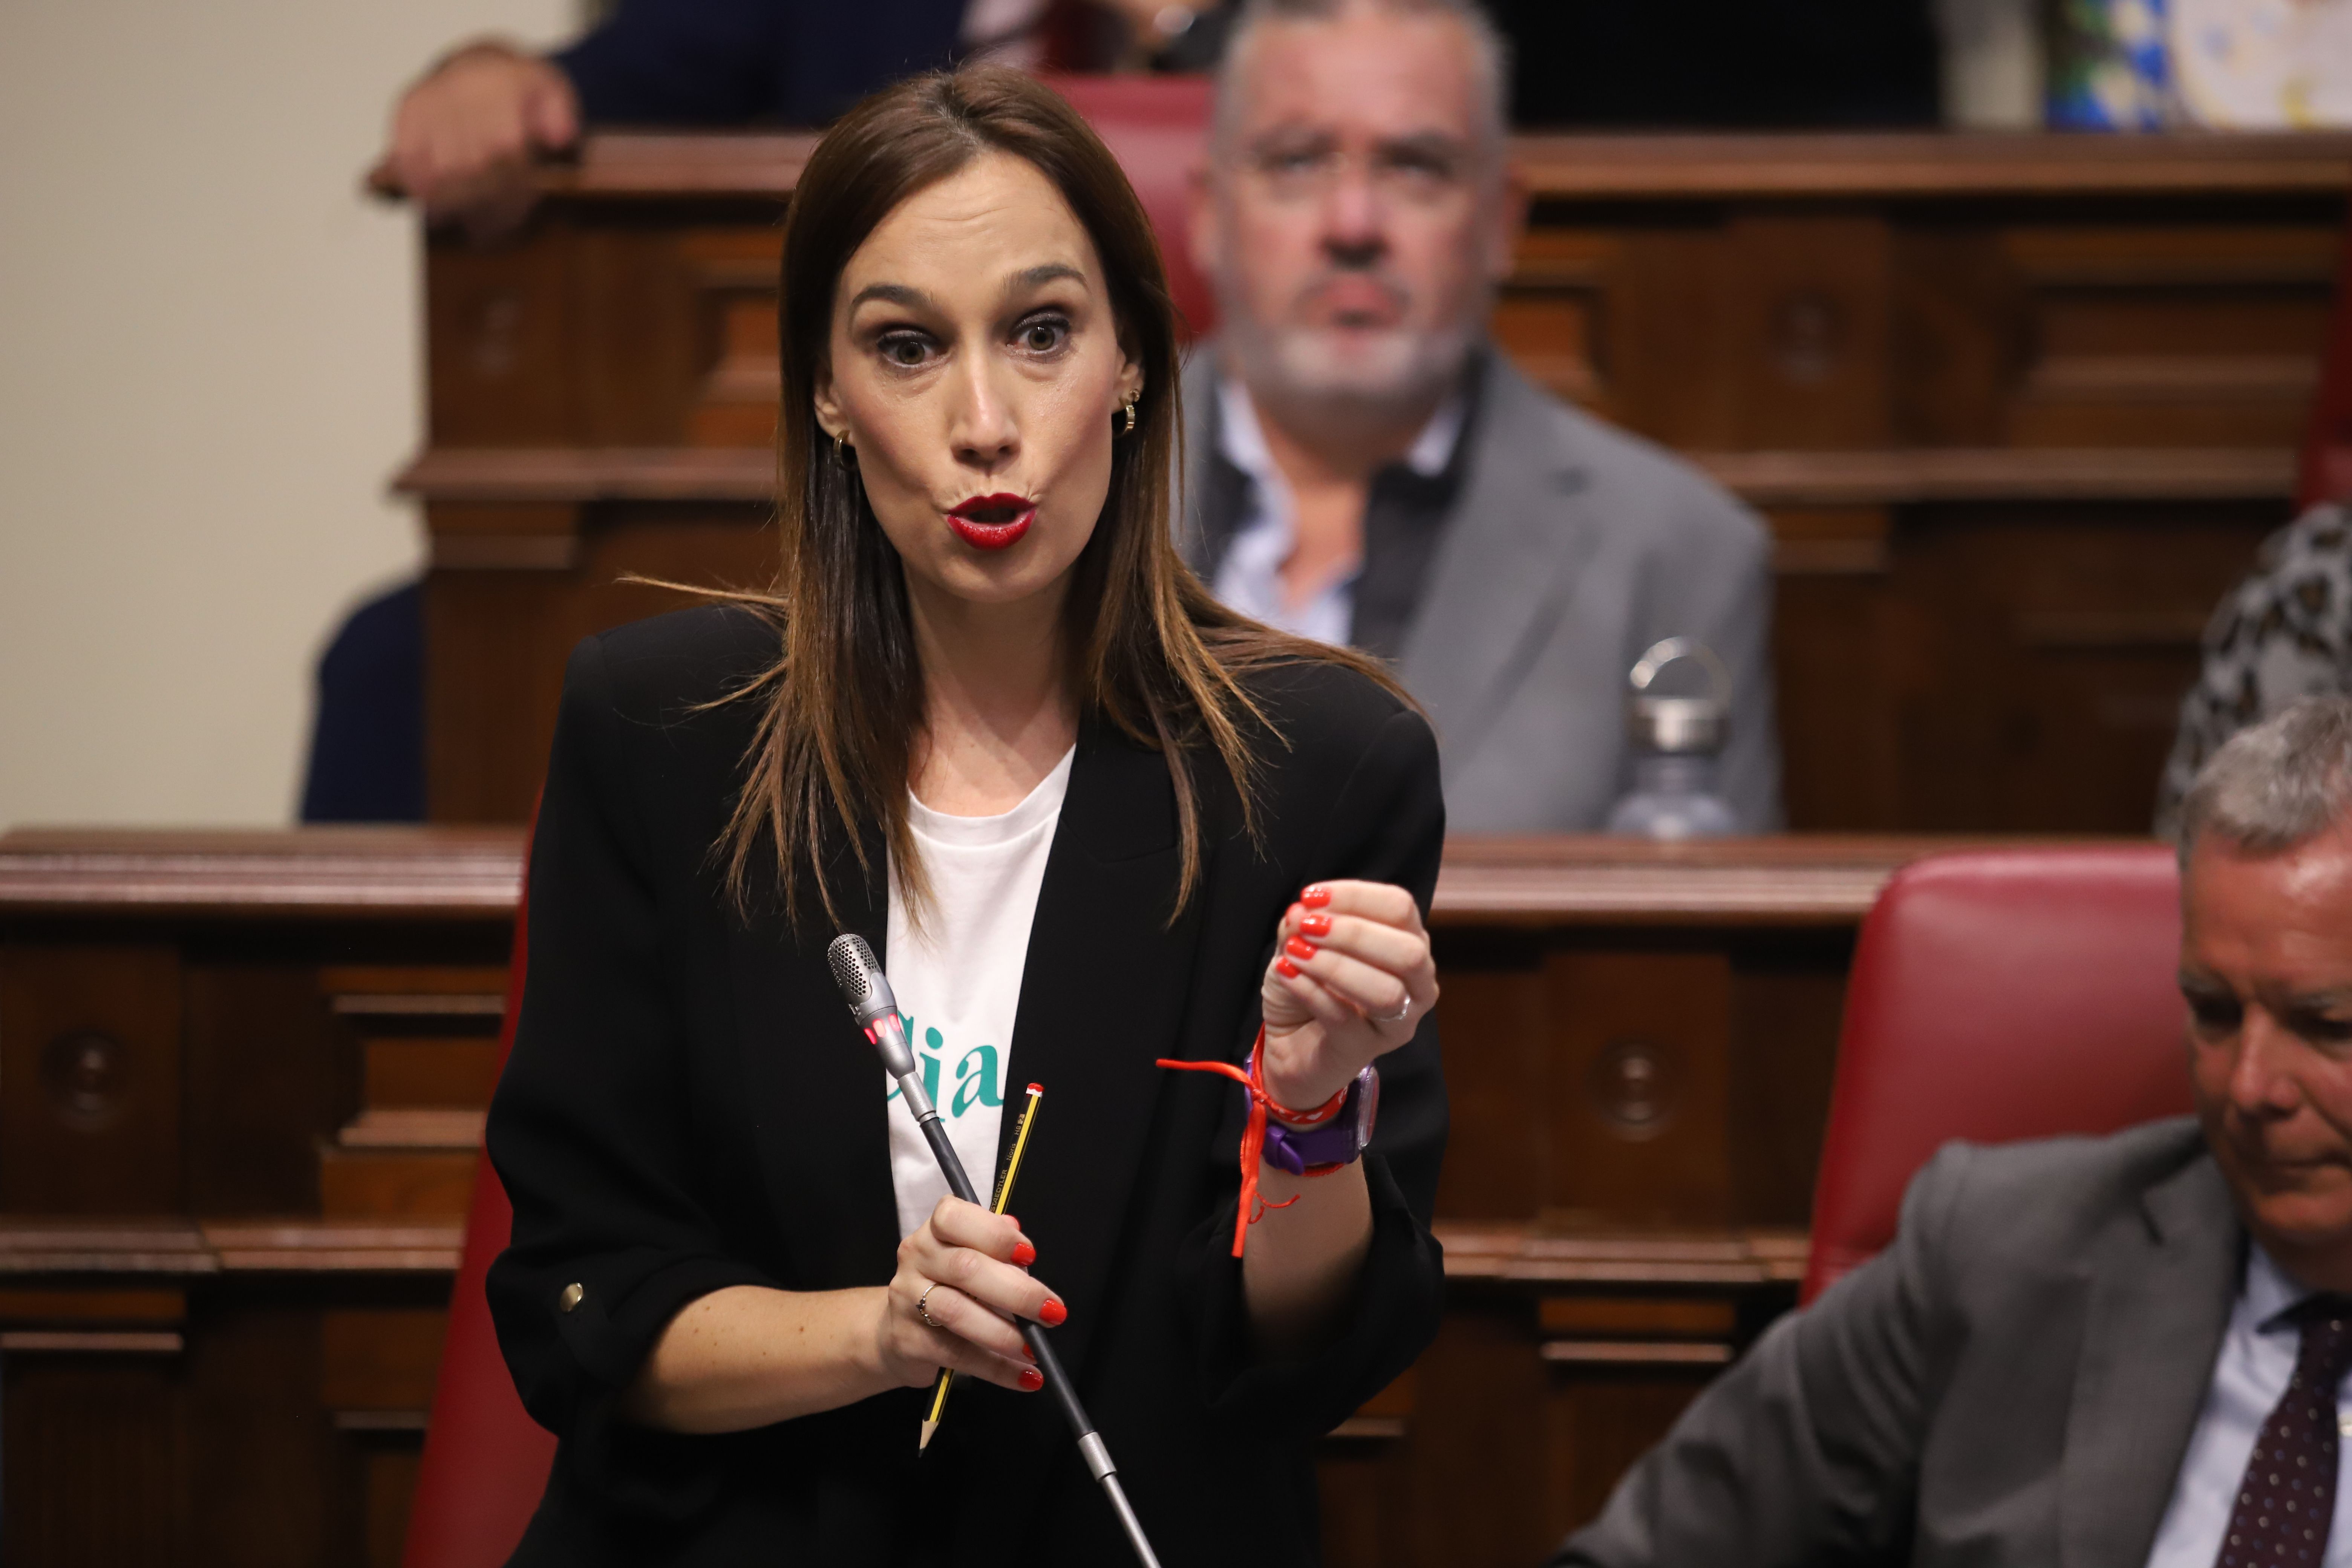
[1801,846,2194,1305]
[2298,196,2352,511]
[401,856,557,1568]
[1044,75,1217,342]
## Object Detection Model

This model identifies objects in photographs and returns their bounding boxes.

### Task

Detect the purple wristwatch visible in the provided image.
[1261,1066,1380,1174]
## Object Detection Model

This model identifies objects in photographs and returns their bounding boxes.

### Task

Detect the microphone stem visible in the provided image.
[893,1071,1162,1568]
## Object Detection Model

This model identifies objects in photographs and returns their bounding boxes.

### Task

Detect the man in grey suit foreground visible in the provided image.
[1559,695,2352,1567]
[1179,0,1782,833]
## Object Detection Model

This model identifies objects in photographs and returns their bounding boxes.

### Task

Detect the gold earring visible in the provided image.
[833,429,853,466]
[1120,392,1139,436]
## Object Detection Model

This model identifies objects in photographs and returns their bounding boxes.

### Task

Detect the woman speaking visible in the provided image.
[486,64,1447,1565]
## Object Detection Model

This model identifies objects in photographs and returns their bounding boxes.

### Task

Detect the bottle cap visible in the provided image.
[1625,637,1730,756]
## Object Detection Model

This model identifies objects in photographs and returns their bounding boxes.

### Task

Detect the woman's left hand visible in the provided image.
[1258,879,1438,1113]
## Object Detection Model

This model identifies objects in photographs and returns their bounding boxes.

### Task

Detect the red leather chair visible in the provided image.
[1045,75,1217,342]
[1800,845,2194,1305]
[401,862,557,1568]
[2297,194,2352,511]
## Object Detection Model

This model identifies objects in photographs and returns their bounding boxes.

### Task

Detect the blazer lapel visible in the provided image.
[2060,1152,2241,1568]
[1000,719,1205,1382]
[729,826,903,1291]
[1395,351,1602,764]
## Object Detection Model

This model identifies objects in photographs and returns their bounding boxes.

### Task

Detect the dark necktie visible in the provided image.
[2218,1295,2352,1567]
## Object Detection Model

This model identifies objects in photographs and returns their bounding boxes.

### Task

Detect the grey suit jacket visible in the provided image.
[1556,1117,2244,1568]
[1178,346,1783,833]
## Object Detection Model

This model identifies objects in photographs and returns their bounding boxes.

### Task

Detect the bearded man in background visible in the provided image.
[1181,0,1782,833]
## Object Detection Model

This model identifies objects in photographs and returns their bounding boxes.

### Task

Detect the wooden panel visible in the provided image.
[1770,511,1902,831]
[1540,1360,1719,1538]
[1883,501,2281,831]
[0,944,182,1213]
[425,504,774,823]
[1546,951,1735,1228]
[356,1441,423,1568]
[573,222,706,445]
[1730,961,1850,1226]
[1493,228,1617,415]
[185,963,336,1215]
[0,1351,190,1564]
[1725,215,1894,449]
[318,1149,477,1219]
[423,554,582,824]
[426,237,573,446]
[1598,226,1738,449]
[187,1303,331,1568]
[680,226,785,447]
[1406,1304,1550,1566]
[364,1038,501,1109]
[1539,1294,1736,1338]
[320,1308,448,1412]
[0,1288,185,1323]
[1426,945,1548,1221]
[2005,224,2339,450]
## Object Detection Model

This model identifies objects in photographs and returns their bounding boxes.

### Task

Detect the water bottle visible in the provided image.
[1605,637,1739,841]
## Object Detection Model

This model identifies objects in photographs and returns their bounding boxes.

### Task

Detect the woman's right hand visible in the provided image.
[877,1196,1062,1393]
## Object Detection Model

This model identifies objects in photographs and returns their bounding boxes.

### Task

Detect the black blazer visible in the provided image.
[485,606,1449,1566]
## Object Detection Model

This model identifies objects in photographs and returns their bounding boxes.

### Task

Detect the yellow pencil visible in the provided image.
[920,1081,1044,1452]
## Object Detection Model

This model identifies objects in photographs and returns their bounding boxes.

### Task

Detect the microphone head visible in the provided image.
[826,933,894,1021]
[825,933,916,1076]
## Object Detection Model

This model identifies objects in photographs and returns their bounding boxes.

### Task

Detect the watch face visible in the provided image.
[1355,1066,1380,1154]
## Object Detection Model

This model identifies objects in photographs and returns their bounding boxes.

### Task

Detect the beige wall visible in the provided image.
[0,0,578,829]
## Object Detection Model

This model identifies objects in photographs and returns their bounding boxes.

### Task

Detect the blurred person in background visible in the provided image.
[1180,0,1781,833]
[380,0,1236,235]
[2158,502,2352,842]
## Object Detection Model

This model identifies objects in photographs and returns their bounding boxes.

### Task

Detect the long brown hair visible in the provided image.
[712,65,1402,927]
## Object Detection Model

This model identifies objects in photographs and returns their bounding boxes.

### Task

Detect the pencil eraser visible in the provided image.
[1027,1083,1044,1095]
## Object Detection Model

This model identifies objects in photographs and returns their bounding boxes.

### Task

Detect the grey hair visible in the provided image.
[1211,0,1513,167]
[2176,696,2352,868]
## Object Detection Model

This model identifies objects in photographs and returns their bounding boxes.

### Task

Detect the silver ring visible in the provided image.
[1374,993,1413,1026]
[916,1283,946,1331]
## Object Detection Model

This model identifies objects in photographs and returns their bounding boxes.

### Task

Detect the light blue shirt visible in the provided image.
[2147,1245,2352,1568]
[1207,377,1464,648]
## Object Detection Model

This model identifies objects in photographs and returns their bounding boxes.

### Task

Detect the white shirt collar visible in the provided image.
[2247,1241,2322,1332]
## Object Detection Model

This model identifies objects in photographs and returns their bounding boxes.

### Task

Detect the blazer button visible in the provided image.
[559,1282,585,1313]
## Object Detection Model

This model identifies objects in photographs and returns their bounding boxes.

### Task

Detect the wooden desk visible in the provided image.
[0,828,2102,1564]
[401,130,2349,836]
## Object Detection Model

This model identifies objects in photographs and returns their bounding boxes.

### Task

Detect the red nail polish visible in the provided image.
[1300,885,1331,907]
[1040,1298,1067,1327]
[1276,957,1300,978]
[1300,912,1332,937]
[1285,936,1318,961]
[1012,1240,1037,1266]
[1020,1366,1044,1390]
[1021,1342,1035,1360]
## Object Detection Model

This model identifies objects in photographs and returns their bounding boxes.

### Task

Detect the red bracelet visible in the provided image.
[1157,1027,1349,1257]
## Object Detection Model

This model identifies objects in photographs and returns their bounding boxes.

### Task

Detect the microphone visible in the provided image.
[824,934,1163,1568]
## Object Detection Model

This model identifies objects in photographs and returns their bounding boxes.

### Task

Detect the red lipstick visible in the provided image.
[946,494,1035,550]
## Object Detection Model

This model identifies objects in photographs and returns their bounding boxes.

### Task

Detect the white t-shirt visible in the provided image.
[883,747,1074,1240]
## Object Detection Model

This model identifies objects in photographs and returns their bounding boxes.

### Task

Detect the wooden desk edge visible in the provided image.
[0,1216,1799,1285]
[522,129,2352,203]
[0,828,2132,924]
[0,830,1966,926]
